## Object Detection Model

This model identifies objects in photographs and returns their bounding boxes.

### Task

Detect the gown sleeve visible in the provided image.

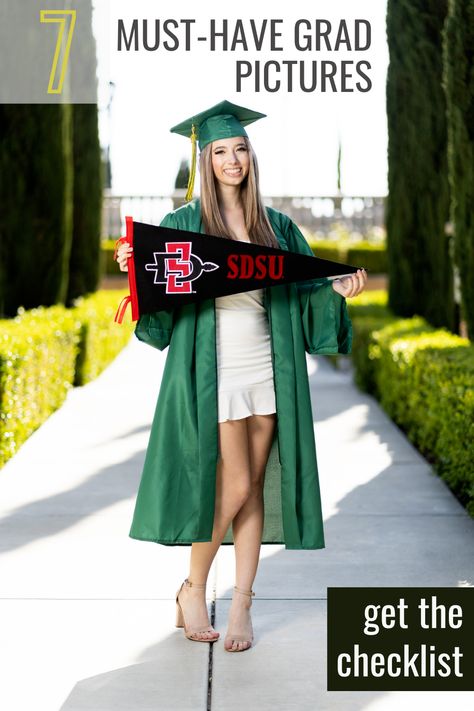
[133,211,178,351]
[283,217,353,355]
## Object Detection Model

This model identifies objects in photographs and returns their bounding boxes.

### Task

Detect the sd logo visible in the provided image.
[145,242,219,294]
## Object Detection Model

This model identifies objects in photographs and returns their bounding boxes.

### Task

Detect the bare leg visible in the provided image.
[225,413,277,651]
[178,418,252,640]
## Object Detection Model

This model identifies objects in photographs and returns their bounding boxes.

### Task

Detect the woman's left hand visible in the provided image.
[331,268,368,298]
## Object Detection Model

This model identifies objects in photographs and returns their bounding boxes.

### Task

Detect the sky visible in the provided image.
[92,0,389,197]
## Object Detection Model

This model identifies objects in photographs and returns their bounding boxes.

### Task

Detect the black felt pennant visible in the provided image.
[114,217,364,323]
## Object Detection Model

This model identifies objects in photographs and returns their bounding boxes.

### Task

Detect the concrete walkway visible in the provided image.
[0,335,473,711]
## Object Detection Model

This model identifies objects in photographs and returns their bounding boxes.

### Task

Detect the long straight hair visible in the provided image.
[199,136,280,249]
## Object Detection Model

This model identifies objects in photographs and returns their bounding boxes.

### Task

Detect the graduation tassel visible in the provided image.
[185,123,197,202]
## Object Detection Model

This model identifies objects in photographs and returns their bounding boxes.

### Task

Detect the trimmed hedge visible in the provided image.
[347,243,388,274]
[0,306,81,466]
[347,291,474,516]
[101,239,119,277]
[72,290,135,385]
[308,242,341,263]
[345,291,397,393]
[0,290,134,467]
[308,240,387,274]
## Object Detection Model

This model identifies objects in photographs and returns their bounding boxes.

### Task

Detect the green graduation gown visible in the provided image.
[129,199,352,550]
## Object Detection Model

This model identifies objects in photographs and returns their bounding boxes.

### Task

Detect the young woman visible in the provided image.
[116,100,367,652]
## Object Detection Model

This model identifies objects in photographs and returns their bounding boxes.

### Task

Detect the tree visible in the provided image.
[443,0,474,339]
[175,159,190,190]
[0,0,102,315]
[386,0,455,331]
[66,104,103,304]
[66,0,102,303]
[0,104,73,317]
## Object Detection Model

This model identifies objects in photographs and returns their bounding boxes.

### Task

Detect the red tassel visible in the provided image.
[114,295,132,323]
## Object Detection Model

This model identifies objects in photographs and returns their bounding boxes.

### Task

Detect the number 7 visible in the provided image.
[40,9,77,95]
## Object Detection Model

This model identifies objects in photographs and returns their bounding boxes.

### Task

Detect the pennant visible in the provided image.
[113,217,364,323]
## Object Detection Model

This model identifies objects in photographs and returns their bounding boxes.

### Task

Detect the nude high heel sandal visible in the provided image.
[224,585,255,652]
[175,578,219,642]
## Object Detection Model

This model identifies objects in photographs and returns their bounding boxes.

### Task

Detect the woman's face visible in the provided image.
[210,136,250,188]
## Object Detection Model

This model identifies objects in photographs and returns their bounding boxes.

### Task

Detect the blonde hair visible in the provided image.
[199,136,280,249]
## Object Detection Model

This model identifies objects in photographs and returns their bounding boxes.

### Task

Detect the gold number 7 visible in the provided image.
[40,9,77,94]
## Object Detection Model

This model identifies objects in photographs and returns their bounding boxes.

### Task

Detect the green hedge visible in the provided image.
[0,290,134,467]
[347,243,388,274]
[72,290,135,385]
[101,239,119,277]
[308,242,341,263]
[0,306,81,466]
[347,291,474,516]
[307,240,387,274]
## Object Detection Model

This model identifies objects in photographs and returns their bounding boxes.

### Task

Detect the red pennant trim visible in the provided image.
[125,216,139,321]
[114,216,139,324]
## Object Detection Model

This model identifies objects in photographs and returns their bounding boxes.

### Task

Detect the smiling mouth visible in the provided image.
[223,168,242,176]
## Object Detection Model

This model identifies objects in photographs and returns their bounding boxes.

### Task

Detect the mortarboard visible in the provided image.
[169,99,267,202]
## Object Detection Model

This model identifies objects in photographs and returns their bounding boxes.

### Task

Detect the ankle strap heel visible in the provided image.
[175,577,219,643]
[225,586,255,652]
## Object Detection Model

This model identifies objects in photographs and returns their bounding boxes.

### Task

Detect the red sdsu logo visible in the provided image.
[145,242,219,294]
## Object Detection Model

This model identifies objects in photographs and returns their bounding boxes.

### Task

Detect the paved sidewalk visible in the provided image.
[0,335,473,711]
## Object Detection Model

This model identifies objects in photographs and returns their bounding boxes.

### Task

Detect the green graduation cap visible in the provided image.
[170,99,267,202]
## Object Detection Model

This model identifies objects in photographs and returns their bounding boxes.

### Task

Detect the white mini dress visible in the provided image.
[215,236,277,423]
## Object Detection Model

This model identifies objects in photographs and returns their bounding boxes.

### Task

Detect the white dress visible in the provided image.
[215,236,277,423]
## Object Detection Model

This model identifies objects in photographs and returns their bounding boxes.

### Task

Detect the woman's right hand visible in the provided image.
[116,242,133,272]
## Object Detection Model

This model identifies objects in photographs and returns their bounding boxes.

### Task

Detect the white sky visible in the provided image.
[93,0,388,197]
